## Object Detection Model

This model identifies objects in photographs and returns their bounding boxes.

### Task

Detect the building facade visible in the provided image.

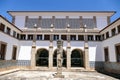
[0,11,120,73]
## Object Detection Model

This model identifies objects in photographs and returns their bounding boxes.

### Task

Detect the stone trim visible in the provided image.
[107,16,110,25]
[93,16,97,28]
[25,16,28,27]
[79,16,83,27]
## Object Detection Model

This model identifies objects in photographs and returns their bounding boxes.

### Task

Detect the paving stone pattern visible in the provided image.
[0,71,119,80]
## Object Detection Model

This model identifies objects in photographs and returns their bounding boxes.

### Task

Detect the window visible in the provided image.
[17,33,20,39]
[6,27,11,35]
[102,34,105,40]
[13,31,16,37]
[111,28,116,36]
[61,35,67,40]
[95,35,101,41]
[28,35,33,40]
[37,35,42,40]
[88,35,93,41]
[12,46,17,60]
[78,35,84,41]
[44,35,50,40]
[20,34,26,40]
[0,43,7,60]
[117,25,120,33]
[115,44,120,62]
[54,35,59,40]
[70,35,76,40]
[0,23,5,32]
[106,32,109,39]
[104,47,109,62]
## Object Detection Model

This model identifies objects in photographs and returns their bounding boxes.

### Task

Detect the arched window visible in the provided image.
[36,49,49,67]
[71,49,84,67]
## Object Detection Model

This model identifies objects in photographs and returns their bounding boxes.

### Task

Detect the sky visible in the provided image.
[0,0,120,22]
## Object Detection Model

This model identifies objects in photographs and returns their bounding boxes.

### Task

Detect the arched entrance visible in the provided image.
[36,49,49,67]
[71,49,84,67]
[53,49,66,67]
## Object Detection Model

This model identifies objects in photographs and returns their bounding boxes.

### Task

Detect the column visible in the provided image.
[31,45,36,69]
[67,34,71,69]
[93,35,95,41]
[42,34,44,40]
[67,35,70,47]
[49,34,53,69]
[84,42,89,70]
[67,46,71,69]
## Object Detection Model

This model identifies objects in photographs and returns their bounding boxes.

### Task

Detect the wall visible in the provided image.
[102,34,120,74]
[0,32,19,60]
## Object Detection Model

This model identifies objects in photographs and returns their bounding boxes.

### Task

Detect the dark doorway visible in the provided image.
[115,45,120,62]
[12,46,17,60]
[36,49,49,67]
[71,49,84,67]
[0,43,7,60]
[53,49,66,67]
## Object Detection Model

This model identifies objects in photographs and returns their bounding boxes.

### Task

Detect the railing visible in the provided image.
[0,60,30,69]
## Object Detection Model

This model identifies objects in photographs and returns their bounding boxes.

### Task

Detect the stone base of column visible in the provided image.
[49,46,53,69]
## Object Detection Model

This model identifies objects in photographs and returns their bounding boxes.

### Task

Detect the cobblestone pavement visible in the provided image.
[0,71,119,80]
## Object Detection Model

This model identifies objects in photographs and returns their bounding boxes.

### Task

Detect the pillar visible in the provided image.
[31,45,36,69]
[49,34,53,69]
[49,46,53,69]
[67,46,71,69]
[84,42,89,70]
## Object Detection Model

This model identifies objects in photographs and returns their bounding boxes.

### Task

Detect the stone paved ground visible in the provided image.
[0,71,119,80]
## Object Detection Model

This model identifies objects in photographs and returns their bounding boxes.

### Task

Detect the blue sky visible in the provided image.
[0,0,120,22]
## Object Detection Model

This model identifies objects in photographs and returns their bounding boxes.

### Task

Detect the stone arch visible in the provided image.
[53,49,66,67]
[36,48,49,67]
[71,49,84,67]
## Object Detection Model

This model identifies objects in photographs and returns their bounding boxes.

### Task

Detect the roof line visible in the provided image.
[100,17,120,33]
[0,15,22,32]
[7,10,116,13]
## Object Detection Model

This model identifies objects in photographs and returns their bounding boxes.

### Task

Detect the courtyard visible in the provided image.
[0,70,119,80]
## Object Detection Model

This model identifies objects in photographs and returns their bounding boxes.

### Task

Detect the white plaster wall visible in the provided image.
[18,41,32,60]
[102,34,120,62]
[19,40,102,61]
[0,32,19,60]
[96,16,107,30]
[15,16,25,29]
[88,42,103,61]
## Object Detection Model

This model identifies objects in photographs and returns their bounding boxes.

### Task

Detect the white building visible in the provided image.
[0,11,120,73]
